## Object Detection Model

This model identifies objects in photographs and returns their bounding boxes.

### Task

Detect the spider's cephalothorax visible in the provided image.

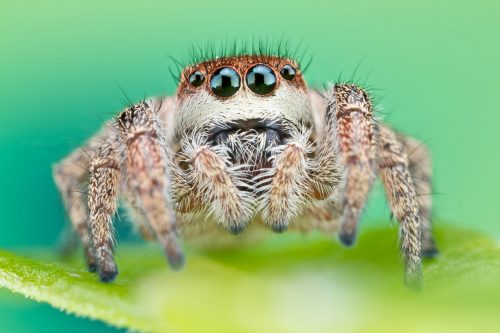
[173,56,312,177]
[54,53,437,287]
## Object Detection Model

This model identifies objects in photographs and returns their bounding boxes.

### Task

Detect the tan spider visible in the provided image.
[54,50,437,287]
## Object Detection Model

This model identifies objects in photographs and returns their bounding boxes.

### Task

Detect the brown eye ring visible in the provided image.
[189,70,205,87]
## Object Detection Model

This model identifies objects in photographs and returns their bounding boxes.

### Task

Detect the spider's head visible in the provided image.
[173,55,313,153]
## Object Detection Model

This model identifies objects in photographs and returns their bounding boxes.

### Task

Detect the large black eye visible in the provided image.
[189,71,205,87]
[210,67,240,97]
[280,64,296,80]
[246,64,277,95]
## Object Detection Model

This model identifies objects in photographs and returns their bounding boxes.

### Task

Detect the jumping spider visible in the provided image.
[54,51,437,287]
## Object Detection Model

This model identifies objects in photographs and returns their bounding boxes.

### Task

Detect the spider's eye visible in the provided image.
[280,64,296,80]
[189,71,205,87]
[210,67,240,97]
[246,64,277,95]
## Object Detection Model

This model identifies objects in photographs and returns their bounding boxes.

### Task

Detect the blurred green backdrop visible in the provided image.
[0,0,499,331]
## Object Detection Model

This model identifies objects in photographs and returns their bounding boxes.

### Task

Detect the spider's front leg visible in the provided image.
[116,101,184,269]
[259,84,375,233]
[88,100,184,282]
[320,84,423,285]
[323,83,376,245]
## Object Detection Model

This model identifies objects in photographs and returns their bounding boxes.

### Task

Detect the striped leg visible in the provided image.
[88,141,121,282]
[378,126,422,287]
[326,83,376,246]
[117,101,184,269]
[53,131,109,272]
[399,134,438,258]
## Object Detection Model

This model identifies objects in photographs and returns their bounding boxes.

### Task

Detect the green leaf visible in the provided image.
[1,226,500,333]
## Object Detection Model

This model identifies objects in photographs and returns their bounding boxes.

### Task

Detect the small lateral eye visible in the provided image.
[210,67,241,97]
[189,71,205,87]
[280,64,296,80]
[246,64,277,95]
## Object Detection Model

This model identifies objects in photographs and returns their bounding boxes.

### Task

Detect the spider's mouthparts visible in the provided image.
[209,118,284,146]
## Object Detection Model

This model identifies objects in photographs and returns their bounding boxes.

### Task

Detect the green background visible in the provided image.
[0,0,499,332]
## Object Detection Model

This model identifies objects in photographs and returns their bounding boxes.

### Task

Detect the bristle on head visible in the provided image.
[168,38,312,84]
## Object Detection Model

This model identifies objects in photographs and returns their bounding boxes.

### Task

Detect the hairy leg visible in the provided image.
[117,101,184,269]
[88,138,122,282]
[53,131,109,271]
[398,134,438,257]
[261,84,374,238]
[322,83,376,245]
[259,131,312,232]
[377,126,422,287]
[183,141,253,234]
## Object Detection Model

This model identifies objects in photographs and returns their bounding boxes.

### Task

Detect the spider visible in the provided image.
[53,48,437,287]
